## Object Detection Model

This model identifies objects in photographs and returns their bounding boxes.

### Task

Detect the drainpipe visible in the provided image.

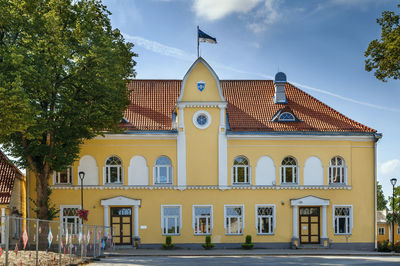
[374,133,382,250]
[26,168,30,219]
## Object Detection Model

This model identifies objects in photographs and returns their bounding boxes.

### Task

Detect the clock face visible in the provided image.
[193,111,211,129]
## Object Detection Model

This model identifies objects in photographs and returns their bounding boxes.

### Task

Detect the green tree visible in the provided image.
[365,4,400,81]
[0,0,136,219]
[377,181,388,210]
[387,186,400,225]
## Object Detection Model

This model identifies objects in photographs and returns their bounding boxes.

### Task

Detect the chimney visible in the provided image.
[274,72,287,104]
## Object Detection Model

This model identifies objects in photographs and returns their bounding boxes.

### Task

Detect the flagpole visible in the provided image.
[197,25,199,58]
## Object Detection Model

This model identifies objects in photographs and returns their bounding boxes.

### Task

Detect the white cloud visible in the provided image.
[247,0,280,33]
[123,34,194,61]
[192,0,280,33]
[380,159,400,176]
[192,0,262,21]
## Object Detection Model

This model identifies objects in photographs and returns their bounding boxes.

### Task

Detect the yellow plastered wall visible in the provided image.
[27,138,376,245]
[185,107,220,186]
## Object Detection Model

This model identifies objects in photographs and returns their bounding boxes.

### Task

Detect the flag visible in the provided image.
[198,28,217,44]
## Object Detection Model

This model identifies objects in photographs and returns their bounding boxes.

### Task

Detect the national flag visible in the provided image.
[198,28,217,44]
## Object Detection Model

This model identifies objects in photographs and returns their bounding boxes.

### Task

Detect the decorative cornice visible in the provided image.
[51,185,352,190]
[94,133,177,140]
[176,101,228,108]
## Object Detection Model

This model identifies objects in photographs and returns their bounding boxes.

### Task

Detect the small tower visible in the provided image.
[274,72,287,104]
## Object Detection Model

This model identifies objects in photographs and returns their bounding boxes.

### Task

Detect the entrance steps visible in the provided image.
[298,244,329,249]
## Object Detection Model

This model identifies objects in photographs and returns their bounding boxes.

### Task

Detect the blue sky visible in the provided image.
[101,0,400,199]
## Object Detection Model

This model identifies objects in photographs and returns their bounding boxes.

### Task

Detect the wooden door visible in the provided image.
[299,207,320,244]
[111,207,132,245]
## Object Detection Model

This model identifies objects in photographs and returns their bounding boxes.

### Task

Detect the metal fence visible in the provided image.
[0,216,114,266]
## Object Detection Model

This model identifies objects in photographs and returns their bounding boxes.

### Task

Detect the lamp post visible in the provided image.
[390,178,397,249]
[79,171,85,211]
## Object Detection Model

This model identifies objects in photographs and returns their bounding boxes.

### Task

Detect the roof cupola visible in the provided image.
[274,72,287,104]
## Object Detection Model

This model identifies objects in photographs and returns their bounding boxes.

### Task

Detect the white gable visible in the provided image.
[290,195,329,206]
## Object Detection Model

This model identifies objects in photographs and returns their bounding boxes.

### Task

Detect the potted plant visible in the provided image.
[242,235,254,249]
[77,209,89,221]
[162,236,174,249]
[202,235,215,250]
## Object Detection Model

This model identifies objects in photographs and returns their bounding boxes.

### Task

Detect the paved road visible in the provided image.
[89,255,400,265]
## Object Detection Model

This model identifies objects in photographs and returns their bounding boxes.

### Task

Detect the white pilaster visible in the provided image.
[293,205,298,238]
[1,208,5,245]
[177,107,186,188]
[322,205,327,238]
[218,105,228,188]
[103,205,109,227]
[134,205,139,237]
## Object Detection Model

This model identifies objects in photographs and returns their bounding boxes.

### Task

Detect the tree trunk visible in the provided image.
[35,171,50,220]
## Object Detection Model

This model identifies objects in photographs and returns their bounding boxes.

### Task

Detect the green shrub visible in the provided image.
[377,240,391,252]
[162,236,174,249]
[202,235,215,250]
[241,235,254,249]
[393,241,400,253]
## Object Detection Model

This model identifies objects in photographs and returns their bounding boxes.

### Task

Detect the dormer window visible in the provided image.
[278,112,295,121]
[271,108,300,123]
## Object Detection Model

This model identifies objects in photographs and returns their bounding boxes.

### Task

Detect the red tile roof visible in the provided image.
[0,151,22,204]
[122,80,376,133]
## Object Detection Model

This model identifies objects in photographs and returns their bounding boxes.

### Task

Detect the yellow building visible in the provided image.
[28,57,381,250]
[377,210,400,244]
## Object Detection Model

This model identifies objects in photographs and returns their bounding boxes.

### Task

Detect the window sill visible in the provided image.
[328,183,347,186]
[257,233,275,236]
[280,183,298,186]
[154,183,173,186]
[53,183,72,186]
[104,183,123,186]
[162,233,180,236]
[225,233,243,236]
[334,233,352,236]
[232,183,251,186]
[194,233,212,236]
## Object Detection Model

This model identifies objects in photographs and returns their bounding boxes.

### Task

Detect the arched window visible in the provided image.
[278,112,295,121]
[154,156,172,184]
[232,156,250,184]
[280,156,298,184]
[329,156,346,184]
[105,156,122,184]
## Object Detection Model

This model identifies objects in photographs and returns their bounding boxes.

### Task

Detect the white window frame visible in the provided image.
[333,205,353,235]
[161,205,182,236]
[224,204,244,235]
[255,204,276,235]
[104,156,123,184]
[280,156,298,184]
[192,110,212,129]
[53,167,73,185]
[192,205,213,235]
[154,156,173,185]
[328,156,347,185]
[378,227,385,235]
[232,156,251,185]
[60,205,81,235]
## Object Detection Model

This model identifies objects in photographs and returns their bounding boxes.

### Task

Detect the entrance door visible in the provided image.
[111,207,132,245]
[299,207,320,244]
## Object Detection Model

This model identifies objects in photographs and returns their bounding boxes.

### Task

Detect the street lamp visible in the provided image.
[390,178,397,249]
[79,171,85,211]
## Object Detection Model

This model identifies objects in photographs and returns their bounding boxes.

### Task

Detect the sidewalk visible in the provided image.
[104,248,400,257]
